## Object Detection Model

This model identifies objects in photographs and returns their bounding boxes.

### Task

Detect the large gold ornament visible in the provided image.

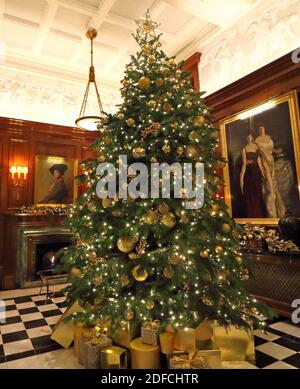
[138,76,151,90]
[155,78,164,88]
[215,245,224,254]
[141,122,160,139]
[185,145,200,159]
[126,118,135,126]
[163,266,174,278]
[117,112,125,120]
[132,265,148,282]
[145,300,155,310]
[117,236,139,253]
[221,223,231,234]
[194,116,205,126]
[161,212,176,228]
[235,255,243,265]
[168,58,177,66]
[200,250,209,258]
[132,147,145,159]
[185,101,192,108]
[103,135,112,145]
[71,267,82,277]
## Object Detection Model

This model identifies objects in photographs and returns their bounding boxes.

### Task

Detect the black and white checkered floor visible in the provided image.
[1,290,300,368]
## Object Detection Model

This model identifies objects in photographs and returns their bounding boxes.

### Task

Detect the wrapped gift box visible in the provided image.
[100,346,127,369]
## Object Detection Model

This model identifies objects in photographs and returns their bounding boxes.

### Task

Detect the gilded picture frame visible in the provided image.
[34,155,78,205]
[220,90,300,225]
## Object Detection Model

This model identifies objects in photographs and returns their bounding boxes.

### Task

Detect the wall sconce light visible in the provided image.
[9,166,28,199]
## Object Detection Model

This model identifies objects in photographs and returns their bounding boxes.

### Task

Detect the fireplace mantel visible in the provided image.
[1,212,69,289]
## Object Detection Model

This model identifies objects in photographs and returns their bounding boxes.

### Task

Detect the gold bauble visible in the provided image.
[185,145,200,159]
[147,99,156,108]
[126,118,135,126]
[103,135,112,145]
[122,79,129,86]
[138,76,151,90]
[148,54,155,63]
[200,250,209,258]
[145,300,155,310]
[70,267,82,277]
[156,78,164,87]
[215,245,224,254]
[158,202,170,214]
[143,44,151,52]
[194,116,205,126]
[132,265,148,282]
[188,131,200,141]
[102,198,113,208]
[120,274,130,286]
[163,266,174,279]
[221,223,231,234]
[150,156,157,163]
[171,122,179,129]
[235,256,243,265]
[163,103,172,112]
[162,67,169,75]
[216,233,223,241]
[179,210,190,224]
[132,147,145,159]
[177,146,184,155]
[94,276,102,286]
[185,101,192,108]
[176,69,182,75]
[98,154,105,162]
[143,209,158,224]
[161,212,176,228]
[169,58,177,66]
[127,66,133,71]
[117,236,138,253]
[128,252,139,260]
[168,253,181,265]
[125,310,134,321]
[117,112,125,119]
[162,144,171,153]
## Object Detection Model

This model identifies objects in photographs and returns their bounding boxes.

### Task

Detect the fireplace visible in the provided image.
[16,226,72,288]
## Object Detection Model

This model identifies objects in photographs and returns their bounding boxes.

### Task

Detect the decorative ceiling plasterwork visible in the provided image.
[199,0,300,96]
[0,66,122,126]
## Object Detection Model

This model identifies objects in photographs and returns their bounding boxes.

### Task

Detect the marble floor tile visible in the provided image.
[263,360,297,369]
[3,339,33,356]
[0,322,26,335]
[256,341,296,360]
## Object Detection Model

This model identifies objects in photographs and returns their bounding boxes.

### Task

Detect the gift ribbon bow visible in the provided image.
[171,352,211,369]
[143,319,160,330]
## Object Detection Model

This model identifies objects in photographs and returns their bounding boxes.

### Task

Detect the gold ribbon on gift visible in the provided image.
[143,319,160,330]
[171,351,211,369]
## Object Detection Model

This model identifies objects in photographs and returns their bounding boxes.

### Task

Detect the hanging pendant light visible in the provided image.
[75,28,104,131]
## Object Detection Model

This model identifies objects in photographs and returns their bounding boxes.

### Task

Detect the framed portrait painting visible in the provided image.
[34,155,78,205]
[220,90,300,224]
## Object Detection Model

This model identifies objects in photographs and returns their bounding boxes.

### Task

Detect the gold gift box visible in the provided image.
[212,324,255,362]
[114,321,138,348]
[100,346,127,369]
[130,337,160,369]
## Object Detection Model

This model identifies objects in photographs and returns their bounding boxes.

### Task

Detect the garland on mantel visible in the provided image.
[16,205,71,215]
[241,224,299,255]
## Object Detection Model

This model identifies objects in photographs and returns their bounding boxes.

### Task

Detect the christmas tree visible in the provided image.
[61,11,269,333]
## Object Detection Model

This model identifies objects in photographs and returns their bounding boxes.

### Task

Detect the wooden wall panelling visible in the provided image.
[183,52,201,93]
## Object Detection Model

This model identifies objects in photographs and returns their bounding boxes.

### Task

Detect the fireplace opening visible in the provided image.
[35,242,70,277]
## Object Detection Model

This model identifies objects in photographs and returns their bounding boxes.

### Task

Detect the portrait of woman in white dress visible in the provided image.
[255,124,286,218]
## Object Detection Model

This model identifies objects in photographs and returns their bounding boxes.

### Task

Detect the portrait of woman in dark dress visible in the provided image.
[240,134,265,218]
[39,163,69,204]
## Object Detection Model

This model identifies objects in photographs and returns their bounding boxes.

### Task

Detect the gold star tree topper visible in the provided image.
[135,9,160,37]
